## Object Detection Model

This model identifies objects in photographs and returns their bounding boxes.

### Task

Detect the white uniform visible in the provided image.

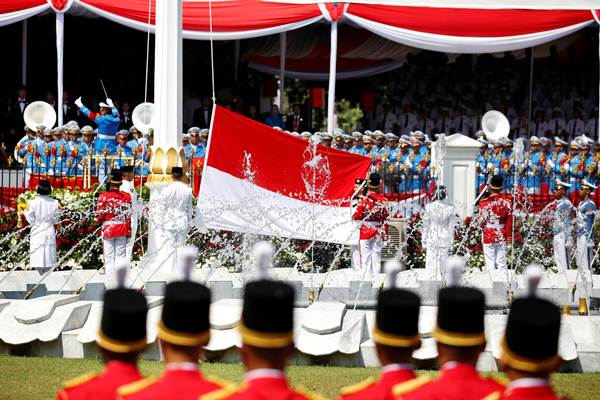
[421,200,455,279]
[120,179,138,263]
[157,181,194,274]
[552,197,573,272]
[23,195,60,273]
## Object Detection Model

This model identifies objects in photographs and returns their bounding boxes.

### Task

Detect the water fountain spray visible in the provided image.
[384,260,402,288]
[252,241,274,280]
[446,255,466,287]
[524,263,543,297]
[180,245,198,281]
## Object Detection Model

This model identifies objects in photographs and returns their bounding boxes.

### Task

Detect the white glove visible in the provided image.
[106,98,114,108]
[74,97,83,108]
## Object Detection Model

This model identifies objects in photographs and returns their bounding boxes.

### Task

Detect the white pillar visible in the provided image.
[56,14,64,127]
[21,20,27,85]
[327,21,338,136]
[153,0,182,148]
[279,32,286,111]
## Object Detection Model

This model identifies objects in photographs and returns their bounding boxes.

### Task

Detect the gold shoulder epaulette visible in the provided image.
[490,375,509,386]
[295,385,328,400]
[339,377,376,395]
[480,391,501,400]
[200,385,240,400]
[205,375,236,390]
[392,375,431,397]
[62,372,98,389]
[117,377,157,397]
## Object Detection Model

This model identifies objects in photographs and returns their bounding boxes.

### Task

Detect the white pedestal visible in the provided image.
[436,134,481,218]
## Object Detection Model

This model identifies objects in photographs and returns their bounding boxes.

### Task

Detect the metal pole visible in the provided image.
[527,46,535,138]
[327,21,338,137]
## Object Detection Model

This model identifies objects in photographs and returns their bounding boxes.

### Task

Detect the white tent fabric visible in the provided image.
[345,13,594,54]
[0,4,49,27]
[271,0,600,10]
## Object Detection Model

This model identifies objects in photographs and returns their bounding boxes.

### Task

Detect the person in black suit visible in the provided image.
[285,103,308,132]
[6,85,29,149]
[60,91,78,123]
[119,102,133,130]
[192,96,213,129]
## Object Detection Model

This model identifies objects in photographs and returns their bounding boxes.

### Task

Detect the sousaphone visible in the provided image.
[481,110,510,142]
[15,101,57,163]
[132,102,154,134]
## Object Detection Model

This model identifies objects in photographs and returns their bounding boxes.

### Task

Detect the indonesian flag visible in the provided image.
[198,106,372,245]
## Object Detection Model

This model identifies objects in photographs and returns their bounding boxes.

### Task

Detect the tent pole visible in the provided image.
[327,21,338,136]
[279,32,286,112]
[526,46,534,138]
[56,13,64,127]
[21,20,27,85]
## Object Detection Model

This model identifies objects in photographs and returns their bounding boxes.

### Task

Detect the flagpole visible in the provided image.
[327,21,338,137]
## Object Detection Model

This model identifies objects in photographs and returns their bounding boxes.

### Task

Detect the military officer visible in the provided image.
[203,243,322,400]
[566,141,584,193]
[118,258,229,399]
[548,138,568,193]
[352,174,388,274]
[477,175,513,270]
[56,268,148,400]
[96,170,132,280]
[393,273,504,399]
[382,133,400,193]
[499,266,564,400]
[525,137,544,195]
[576,179,596,274]
[350,132,366,156]
[339,262,421,400]
[551,180,573,272]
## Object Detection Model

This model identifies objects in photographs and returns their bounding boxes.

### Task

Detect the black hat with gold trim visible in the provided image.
[157,281,211,347]
[368,173,381,189]
[97,264,148,353]
[239,242,295,348]
[157,246,211,347]
[501,264,561,372]
[433,256,486,347]
[373,261,420,347]
[110,169,123,185]
[489,174,503,191]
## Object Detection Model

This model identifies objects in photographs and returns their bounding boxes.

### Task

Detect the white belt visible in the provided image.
[97,134,115,140]
[363,221,382,227]
[486,224,505,229]
[103,219,125,225]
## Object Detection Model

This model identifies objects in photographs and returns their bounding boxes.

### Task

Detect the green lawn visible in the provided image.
[1,356,600,399]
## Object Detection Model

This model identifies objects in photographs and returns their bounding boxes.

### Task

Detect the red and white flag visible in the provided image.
[198,106,372,245]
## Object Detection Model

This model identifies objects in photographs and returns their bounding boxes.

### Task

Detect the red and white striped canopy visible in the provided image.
[1,0,598,51]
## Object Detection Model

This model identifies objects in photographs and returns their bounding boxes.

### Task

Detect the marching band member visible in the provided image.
[477,175,513,270]
[22,180,60,275]
[96,170,132,280]
[525,137,543,195]
[476,138,489,191]
[551,180,573,272]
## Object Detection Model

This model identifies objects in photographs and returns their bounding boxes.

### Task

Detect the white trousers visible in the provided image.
[125,221,138,264]
[553,231,569,272]
[483,242,507,270]
[103,236,127,276]
[351,245,361,270]
[425,246,449,279]
[359,236,383,274]
[576,234,592,271]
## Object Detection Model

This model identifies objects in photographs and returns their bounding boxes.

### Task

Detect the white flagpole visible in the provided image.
[56,13,64,127]
[327,21,338,137]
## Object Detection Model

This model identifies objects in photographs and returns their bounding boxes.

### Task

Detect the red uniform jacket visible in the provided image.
[394,363,505,400]
[501,383,564,400]
[353,192,389,240]
[477,193,513,244]
[338,367,416,400]
[96,189,132,239]
[56,361,142,400]
[209,374,322,400]
[118,367,225,400]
